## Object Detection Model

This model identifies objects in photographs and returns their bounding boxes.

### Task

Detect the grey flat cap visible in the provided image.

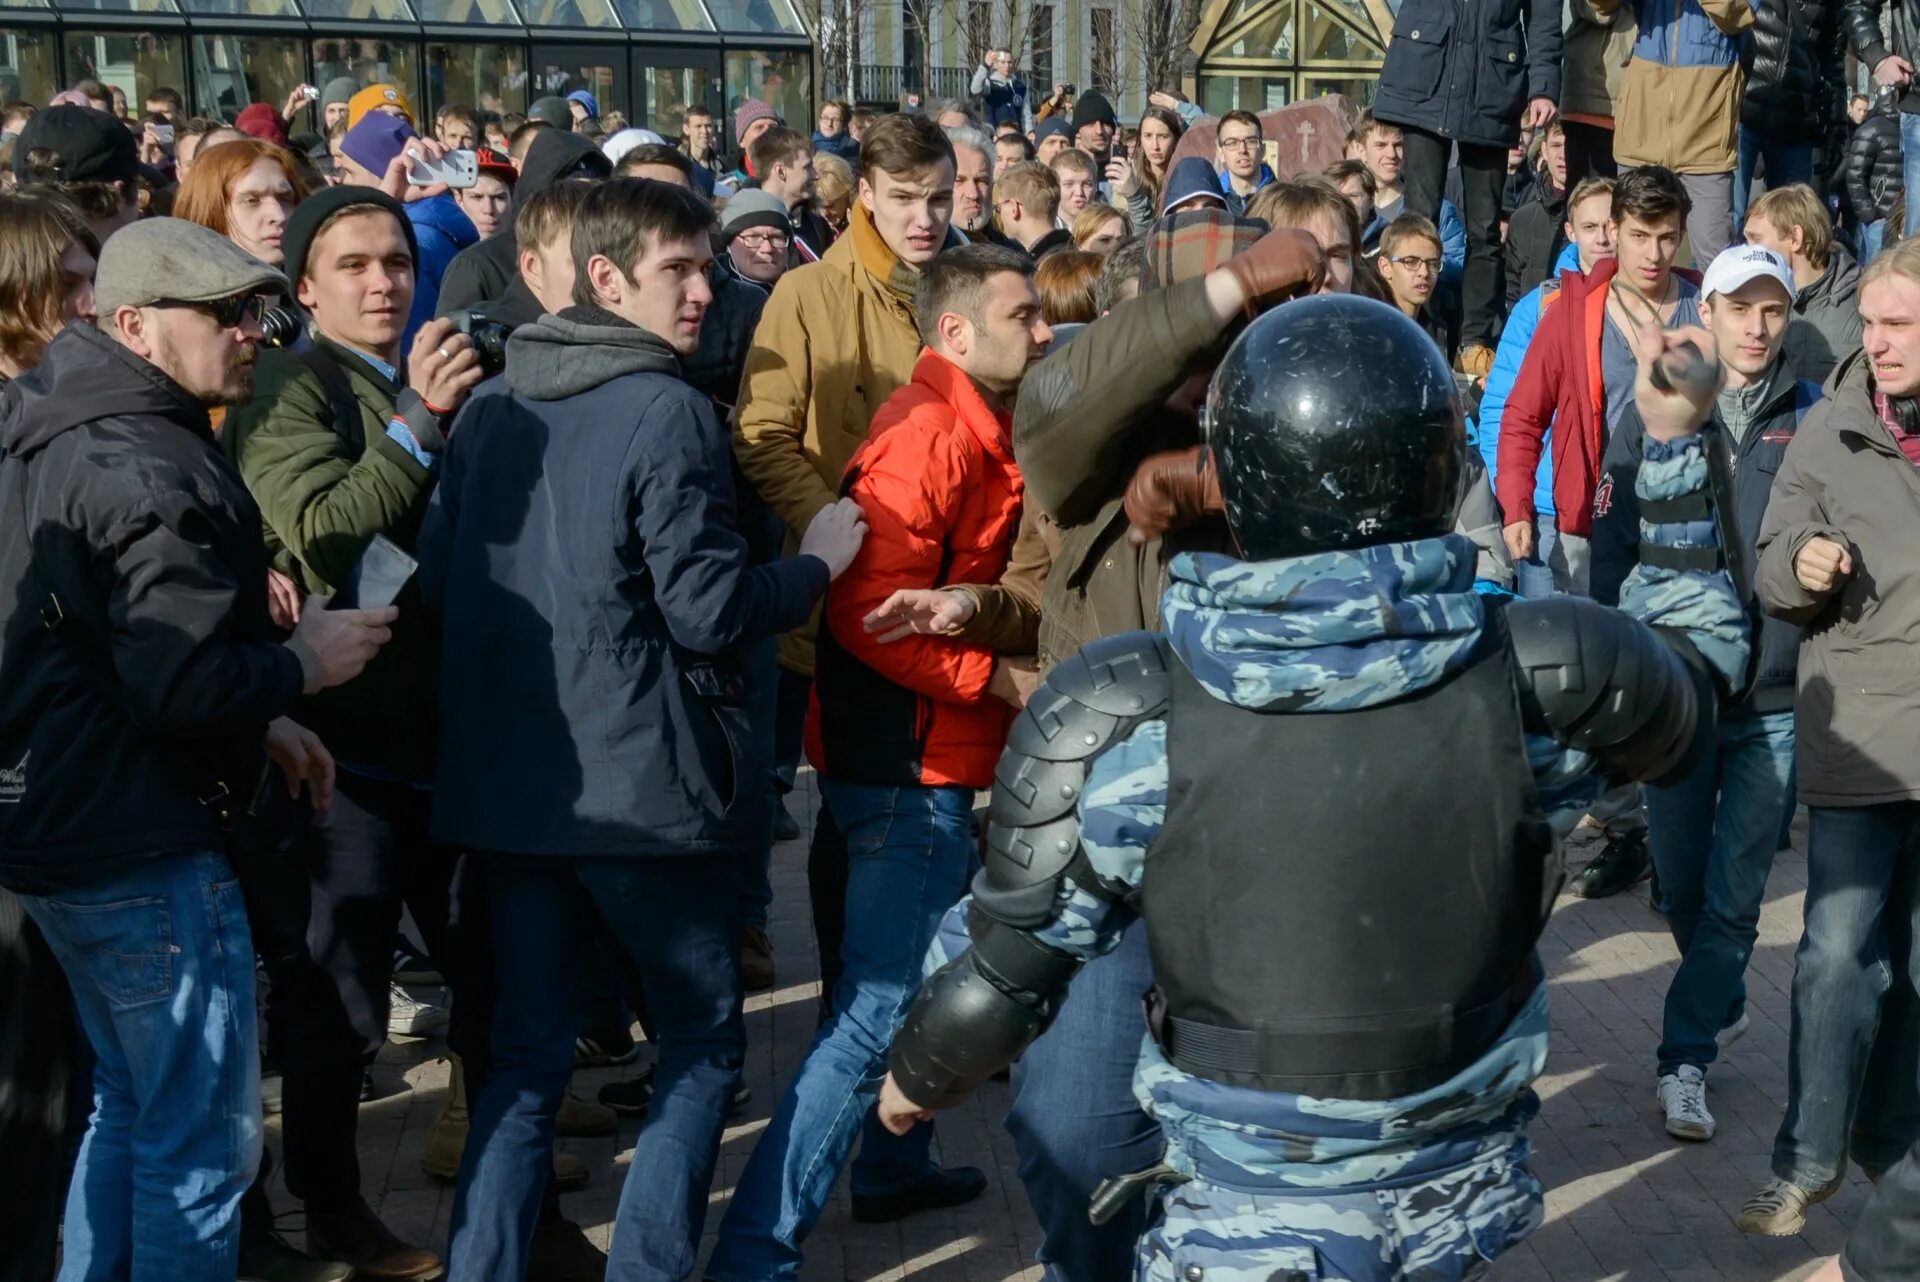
[95,218,289,316]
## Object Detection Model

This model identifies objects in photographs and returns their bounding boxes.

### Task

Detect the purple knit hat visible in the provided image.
[733,98,780,145]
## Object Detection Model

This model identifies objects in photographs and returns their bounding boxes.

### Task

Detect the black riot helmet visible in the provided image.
[1204,294,1464,560]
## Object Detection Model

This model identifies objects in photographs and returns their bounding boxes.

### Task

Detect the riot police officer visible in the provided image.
[875,295,1750,1279]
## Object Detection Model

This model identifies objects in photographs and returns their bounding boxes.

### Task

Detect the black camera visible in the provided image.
[448,309,511,377]
[260,305,303,349]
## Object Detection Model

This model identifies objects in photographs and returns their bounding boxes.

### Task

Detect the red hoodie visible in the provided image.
[1495,258,1702,537]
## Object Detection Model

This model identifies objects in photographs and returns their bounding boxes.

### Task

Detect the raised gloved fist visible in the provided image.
[1124,445,1224,546]
[1221,227,1326,310]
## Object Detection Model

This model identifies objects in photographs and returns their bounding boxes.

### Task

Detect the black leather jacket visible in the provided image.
[1846,0,1920,112]
[1845,102,1903,222]
[1744,0,1846,143]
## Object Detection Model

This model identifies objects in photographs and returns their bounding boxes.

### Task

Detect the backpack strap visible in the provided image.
[294,344,368,454]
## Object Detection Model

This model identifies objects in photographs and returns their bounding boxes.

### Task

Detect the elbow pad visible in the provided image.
[1506,595,1709,783]
[887,920,1082,1110]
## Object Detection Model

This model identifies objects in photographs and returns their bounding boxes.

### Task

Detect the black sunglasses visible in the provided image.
[150,293,270,330]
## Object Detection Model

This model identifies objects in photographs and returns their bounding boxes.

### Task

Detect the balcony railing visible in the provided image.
[823,63,975,104]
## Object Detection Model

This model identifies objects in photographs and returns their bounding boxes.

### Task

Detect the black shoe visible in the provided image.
[238,1226,355,1282]
[529,1217,608,1282]
[774,800,802,842]
[597,1066,750,1119]
[1569,829,1651,900]
[574,1025,640,1068]
[851,1165,988,1224]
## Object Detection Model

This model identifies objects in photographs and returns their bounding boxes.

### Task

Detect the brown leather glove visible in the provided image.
[1220,227,1327,312]
[1125,446,1224,546]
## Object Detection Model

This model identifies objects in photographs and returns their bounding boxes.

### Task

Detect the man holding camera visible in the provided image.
[222,185,492,1281]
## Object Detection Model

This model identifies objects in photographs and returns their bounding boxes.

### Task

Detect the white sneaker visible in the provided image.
[1658,1064,1715,1141]
[389,983,451,1037]
[1718,1012,1750,1050]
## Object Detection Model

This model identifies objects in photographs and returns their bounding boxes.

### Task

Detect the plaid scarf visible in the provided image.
[1144,208,1270,288]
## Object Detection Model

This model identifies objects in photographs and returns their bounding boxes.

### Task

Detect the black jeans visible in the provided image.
[264,771,491,1209]
[775,667,853,1013]
[1564,120,1618,186]
[1401,123,1507,349]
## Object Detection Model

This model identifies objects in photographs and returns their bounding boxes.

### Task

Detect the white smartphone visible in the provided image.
[406,148,478,189]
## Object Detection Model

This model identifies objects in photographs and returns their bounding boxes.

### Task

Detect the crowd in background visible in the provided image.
[8,1,1920,1278]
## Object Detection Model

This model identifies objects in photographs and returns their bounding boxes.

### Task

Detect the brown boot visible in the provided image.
[422,1055,594,1188]
[741,925,775,992]
[303,1199,443,1280]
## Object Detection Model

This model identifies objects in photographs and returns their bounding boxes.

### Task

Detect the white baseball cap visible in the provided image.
[601,127,667,166]
[1701,244,1796,304]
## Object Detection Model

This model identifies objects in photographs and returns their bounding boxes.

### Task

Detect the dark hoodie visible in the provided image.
[435,130,613,329]
[416,307,827,858]
[0,324,305,892]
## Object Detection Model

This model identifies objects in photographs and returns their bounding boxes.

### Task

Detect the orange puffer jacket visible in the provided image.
[807,349,1024,790]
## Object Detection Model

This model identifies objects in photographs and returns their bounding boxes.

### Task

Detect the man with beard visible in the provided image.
[947,127,997,239]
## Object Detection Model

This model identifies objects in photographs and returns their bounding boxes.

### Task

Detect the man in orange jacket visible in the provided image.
[707,243,1051,1278]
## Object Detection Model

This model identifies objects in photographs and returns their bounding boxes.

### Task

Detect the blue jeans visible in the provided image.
[708,779,976,1281]
[449,853,744,1282]
[1646,708,1795,1074]
[1772,802,1920,1188]
[1863,219,1887,264]
[22,850,261,1281]
[1006,919,1161,1282]
[1513,519,1560,600]
[1902,114,1920,229]
[1733,127,1814,233]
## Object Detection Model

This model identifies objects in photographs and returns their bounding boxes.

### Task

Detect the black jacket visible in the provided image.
[1845,103,1903,222]
[1505,179,1566,311]
[1589,369,1818,711]
[1372,0,1563,147]
[0,324,304,892]
[1743,0,1847,144]
[437,130,612,324]
[685,261,768,411]
[1846,0,1920,112]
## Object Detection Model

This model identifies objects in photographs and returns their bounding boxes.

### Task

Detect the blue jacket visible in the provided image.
[1365,197,1468,282]
[1371,0,1564,148]
[1474,241,1581,518]
[811,131,859,163]
[1218,163,1276,216]
[418,308,828,857]
[968,65,1030,130]
[405,193,477,345]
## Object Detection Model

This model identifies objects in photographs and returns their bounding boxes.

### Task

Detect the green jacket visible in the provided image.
[223,337,439,782]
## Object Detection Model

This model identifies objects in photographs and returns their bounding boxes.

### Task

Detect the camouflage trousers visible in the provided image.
[1135,1144,1543,1282]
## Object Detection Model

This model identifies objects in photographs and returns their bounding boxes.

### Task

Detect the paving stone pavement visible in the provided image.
[277,785,1865,1281]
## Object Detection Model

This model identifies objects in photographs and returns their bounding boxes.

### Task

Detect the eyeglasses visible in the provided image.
[1218,135,1262,152]
[150,293,270,329]
[736,231,791,252]
[1387,255,1442,276]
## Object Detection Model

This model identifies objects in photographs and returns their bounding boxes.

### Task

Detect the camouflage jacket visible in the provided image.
[927,431,1748,1193]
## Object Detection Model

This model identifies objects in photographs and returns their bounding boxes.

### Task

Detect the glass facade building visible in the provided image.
[1188,0,1394,114]
[0,0,810,138]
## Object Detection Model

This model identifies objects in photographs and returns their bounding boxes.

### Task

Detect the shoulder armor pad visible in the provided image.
[976,632,1172,929]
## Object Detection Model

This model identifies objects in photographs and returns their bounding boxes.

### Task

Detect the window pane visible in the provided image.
[534,49,623,114]
[1299,0,1380,61]
[58,0,179,14]
[521,0,618,27]
[637,58,717,132]
[194,33,305,119]
[707,0,800,34]
[724,46,805,129]
[0,29,58,102]
[310,37,421,111]
[416,0,521,17]
[64,30,186,106]
[1301,73,1376,106]
[1025,3,1051,92]
[612,0,712,30]
[304,0,412,18]
[424,43,529,117]
[1090,7,1114,93]
[179,0,298,16]
[1199,73,1289,114]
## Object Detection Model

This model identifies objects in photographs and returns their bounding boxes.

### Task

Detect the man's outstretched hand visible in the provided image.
[876,1072,934,1136]
[1125,446,1223,545]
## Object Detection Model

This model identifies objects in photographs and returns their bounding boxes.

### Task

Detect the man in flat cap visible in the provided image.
[0,218,397,1278]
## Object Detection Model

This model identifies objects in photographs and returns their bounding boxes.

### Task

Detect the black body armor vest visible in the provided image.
[1142,623,1554,1100]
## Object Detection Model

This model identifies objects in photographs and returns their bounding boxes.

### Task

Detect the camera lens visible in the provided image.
[448,309,511,377]
[259,306,303,349]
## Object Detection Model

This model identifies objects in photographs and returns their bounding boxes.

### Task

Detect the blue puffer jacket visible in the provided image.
[405,193,478,346]
[418,307,828,858]
[1372,0,1564,148]
[1474,241,1582,519]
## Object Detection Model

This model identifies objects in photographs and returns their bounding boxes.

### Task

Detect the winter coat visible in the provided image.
[1844,105,1902,224]
[1843,0,1920,114]
[1505,179,1566,310]
[1477,241,1582,521]
[221,338,440,782]
[404,193,477,344]
[1740,0,1846,145]
[733,202,957,675]
[1562,0,1640,119]
[437,131,611,321]
[969,65,1031,130]
[1756,348,1920,805]
[1614,0,1755,173]
[1784,248,1864,386]
[808,350,1023,790]
[1013,277,1240,668]
[685,261,767,411]
[418,307,828,857]
[811,131,859,164]
[0,324,304,892]
[1590,365,1818,711]
[1372,0,1564,148]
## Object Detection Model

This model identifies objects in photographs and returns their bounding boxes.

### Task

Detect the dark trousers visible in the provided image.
[774,667,853,1010]
[1402,123,1508,349]
[1563,120,1617,186]
[264,771,491,1209]
[0,887,80,1282]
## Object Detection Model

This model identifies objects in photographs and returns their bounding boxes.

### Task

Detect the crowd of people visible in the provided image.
[6,6,1920,1281]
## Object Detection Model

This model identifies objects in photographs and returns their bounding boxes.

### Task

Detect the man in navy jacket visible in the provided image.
[420,178,866,1282]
